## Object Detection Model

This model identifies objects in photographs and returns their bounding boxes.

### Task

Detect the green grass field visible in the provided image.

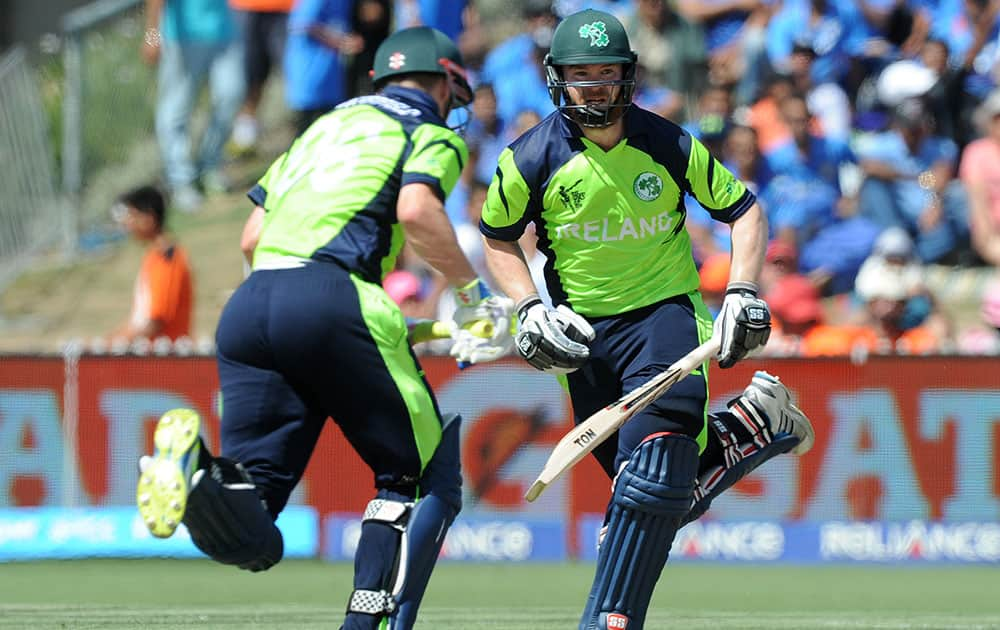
[1,560,998,629]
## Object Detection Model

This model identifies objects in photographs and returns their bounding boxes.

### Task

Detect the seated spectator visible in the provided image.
[110,186,193,344]
[766,0,864,88]
[956,275,1000,354]
[764,269,876,357]
[759,238,798,294]
[927,0,1000,146]
[621,0,707,99]
[959,89,1000,266]
[856,97,970,263]
[675,0,775,105]
[465,83,507,186]
[786,36,852,143]
[491,23,556,125]
[723,124,773,197]
[764,93,853,189]
[479,0,557,86]
[746,71,795,153]
[853,248,947,355]
[854,227,926,303]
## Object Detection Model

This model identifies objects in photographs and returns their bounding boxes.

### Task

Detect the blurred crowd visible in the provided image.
[140,0,1000,357]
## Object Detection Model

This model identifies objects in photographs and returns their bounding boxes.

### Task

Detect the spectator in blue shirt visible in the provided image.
[764,92,854,190]
[767,0,866,86]
[856,97,971,263]
[284,0,362,134]
[479,0,558,86]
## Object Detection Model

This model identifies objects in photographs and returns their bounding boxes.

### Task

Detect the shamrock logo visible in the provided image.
[578,21,609,47]
[633,172,663,201]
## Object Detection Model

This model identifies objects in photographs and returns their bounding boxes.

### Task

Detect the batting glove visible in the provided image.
[452,278,515,353]
[714,281,771,368]
[449,328,514,365]
[515,297,595,374]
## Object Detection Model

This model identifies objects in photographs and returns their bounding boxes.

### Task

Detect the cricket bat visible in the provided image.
[524,336,721,502]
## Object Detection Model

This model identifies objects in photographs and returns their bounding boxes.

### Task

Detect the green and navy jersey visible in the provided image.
[480,106,754,317]
[248,86,468,283]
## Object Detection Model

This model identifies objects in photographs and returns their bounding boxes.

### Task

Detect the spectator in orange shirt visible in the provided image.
[228,0,294,154]
[111,186,194,343]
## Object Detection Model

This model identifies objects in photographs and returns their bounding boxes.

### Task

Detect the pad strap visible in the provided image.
[363,499,410,530]
[348,589,396,616]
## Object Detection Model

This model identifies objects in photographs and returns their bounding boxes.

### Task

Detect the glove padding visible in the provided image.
[449,326,514,364]
[714,281,771,368]
[515,297,595,374]
[450,279,515,365]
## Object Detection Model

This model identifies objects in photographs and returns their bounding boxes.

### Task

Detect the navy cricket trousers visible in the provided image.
[214,262,445,517]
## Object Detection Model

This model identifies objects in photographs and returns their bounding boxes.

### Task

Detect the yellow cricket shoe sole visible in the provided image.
[136,408,202,538]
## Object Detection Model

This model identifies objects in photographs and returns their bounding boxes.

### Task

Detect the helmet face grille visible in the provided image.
[544,63,636,128]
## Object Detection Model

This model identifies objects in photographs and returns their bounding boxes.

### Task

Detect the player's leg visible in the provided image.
[581,432,699,630]
[683,370,814,526]
[136,269,325,571]
[291,272,460,630]
[570,295,710,630]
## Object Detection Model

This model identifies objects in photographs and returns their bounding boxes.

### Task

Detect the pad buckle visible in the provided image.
[348,588,396,615]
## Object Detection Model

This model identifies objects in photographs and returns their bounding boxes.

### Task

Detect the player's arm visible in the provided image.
[728,201,767,286]
[682,135,770,367]
[401,128,514,362]
[397,183,477,287]
[240,206,265,265]
[480,149,593,374]
[481,237,536,303]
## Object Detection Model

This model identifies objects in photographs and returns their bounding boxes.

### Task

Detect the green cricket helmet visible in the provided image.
[544,9,637,127]
[371,26,473,109]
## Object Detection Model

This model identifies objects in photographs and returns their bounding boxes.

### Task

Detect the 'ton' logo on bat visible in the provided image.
[573,428,597,447]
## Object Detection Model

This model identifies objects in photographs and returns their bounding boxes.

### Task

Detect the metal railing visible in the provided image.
[0,46,64,292]
[61,0,157,251]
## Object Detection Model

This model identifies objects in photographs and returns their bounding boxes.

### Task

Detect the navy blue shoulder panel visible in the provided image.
[507,112,584,222]
[624,108,693,195]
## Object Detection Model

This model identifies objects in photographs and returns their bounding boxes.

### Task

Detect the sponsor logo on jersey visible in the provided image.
[633,172,663,201]
[388,52,406,70]
[578,21,609,47]
[606,613,629,628]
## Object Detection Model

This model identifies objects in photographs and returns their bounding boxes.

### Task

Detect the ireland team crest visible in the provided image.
[633,172,663,201]
[578,21,609,47]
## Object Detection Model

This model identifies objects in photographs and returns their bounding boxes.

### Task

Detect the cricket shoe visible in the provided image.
[136,408,204,538]
[734,371,815,455]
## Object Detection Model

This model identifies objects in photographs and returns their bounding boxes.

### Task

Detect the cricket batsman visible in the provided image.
[136,26,512,630]
[479,9,815,629]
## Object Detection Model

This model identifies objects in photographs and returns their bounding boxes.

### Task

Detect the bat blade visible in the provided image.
[524,336,720,502]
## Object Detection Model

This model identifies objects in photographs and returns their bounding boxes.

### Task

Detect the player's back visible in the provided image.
[250,86,466,283]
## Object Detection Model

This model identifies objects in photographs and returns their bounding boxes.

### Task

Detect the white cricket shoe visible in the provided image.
[738,371,815,455]
[136,408,202,538]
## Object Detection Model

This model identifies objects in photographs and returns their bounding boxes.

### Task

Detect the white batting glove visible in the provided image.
[449,328,514,364]
[714,281,771,368]
[452,279,515,349]
[515,297,595,374]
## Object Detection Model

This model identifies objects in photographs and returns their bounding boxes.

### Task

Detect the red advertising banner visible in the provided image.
[2,355,998,550]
